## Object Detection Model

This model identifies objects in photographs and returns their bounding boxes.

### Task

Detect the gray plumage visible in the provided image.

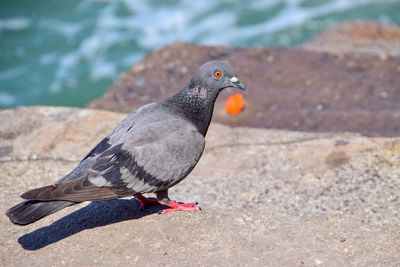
[6,60,246,225]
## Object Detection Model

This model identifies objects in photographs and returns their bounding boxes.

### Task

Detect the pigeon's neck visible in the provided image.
[165,85,220,136]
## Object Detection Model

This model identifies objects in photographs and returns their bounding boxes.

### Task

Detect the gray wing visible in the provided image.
[22,114,205,202]
[89,117,205,194]
[57,103,154,183]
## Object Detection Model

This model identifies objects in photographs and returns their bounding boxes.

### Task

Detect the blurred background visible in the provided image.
[1,0,399,108]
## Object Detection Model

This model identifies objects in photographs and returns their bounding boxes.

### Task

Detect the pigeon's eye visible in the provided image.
[214,70,222,78]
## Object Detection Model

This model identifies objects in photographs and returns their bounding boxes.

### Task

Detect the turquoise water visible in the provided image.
[1,0,399,108]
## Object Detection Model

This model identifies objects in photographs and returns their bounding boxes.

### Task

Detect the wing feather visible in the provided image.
[21,175,134,202]
[88,118,205,194]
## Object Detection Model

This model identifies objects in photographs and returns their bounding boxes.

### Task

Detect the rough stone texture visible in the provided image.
[1,107,399,266]
[89,23,400,137]
[302,21,400,56]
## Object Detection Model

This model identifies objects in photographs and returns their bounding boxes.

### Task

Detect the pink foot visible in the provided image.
[159,201,201,214]
[134,194,159,211]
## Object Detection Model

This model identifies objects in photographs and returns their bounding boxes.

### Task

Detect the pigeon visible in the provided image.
[6,60,246,225]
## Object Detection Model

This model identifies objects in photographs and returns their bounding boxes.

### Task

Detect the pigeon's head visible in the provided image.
[189,61,246,92]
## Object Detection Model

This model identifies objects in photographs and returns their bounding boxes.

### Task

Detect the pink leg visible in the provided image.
[159,200,201,214]
[135,194,201,213]
[134,194,159,211]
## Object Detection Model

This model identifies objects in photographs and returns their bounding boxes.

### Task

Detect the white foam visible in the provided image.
[121,53,143,67]
[50,52,80,93]
[40,53,58,65]
[39,19,86,40]
[0,17,31,31]
[202,0,384,44]
[0,66,26,81]
[90,57,117,80]
[0,92,16,107]
[77,0,386,51]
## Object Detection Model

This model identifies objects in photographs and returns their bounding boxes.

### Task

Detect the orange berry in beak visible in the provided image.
[225,93,245,115]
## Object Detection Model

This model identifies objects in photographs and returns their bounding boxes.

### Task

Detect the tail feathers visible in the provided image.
[20,176,123,202]
[6,200,75,226]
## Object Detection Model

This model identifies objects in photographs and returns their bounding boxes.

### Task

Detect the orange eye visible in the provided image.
[214,70,222,78]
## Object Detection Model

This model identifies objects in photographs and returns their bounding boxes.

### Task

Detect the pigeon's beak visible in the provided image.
[229,76,246,91]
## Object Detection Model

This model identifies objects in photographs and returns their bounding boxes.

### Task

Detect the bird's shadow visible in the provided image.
[18,199,164,250]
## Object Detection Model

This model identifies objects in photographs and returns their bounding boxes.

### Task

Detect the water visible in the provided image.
[1,0,399,108]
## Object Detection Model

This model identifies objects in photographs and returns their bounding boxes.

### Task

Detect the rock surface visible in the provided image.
[302,21,400,56]
[1,106,399,265]
[89,22,400,137]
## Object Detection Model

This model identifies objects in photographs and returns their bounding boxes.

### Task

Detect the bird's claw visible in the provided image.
[158,201,201,214]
